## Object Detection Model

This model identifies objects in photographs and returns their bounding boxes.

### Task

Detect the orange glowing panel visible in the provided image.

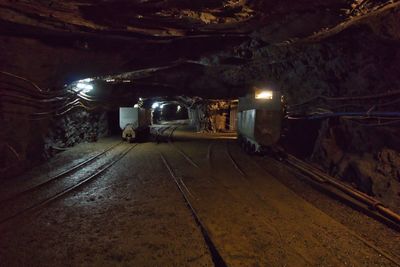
[255,90,273,100]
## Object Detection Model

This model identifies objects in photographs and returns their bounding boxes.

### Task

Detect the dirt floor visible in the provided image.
[0,128,399,266]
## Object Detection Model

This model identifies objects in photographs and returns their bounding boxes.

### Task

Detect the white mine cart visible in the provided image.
[119,107,151,142]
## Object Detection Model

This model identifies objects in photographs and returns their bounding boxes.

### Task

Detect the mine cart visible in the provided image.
[237,89,284,154]
[119,107,151,142]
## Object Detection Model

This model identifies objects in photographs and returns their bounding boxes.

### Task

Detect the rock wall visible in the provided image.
[188,101,233,132]
[191,4,400,211]
[1,108,109,179]
[44,110,109,158]
[312,118,400,213]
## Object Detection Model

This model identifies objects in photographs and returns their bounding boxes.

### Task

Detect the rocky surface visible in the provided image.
[1,0,399,211]
[1,136,399,266]
[0,107,109,179]
[312,118,400,213]
[44,110,109,158]
[181,1,400,212]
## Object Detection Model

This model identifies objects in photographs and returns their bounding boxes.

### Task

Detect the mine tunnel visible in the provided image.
[1,1,400,266]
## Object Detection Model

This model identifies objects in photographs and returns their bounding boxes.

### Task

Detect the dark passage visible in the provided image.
[1,1,400,266]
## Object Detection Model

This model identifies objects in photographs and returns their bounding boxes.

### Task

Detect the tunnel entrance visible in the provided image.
[151,102,189,124]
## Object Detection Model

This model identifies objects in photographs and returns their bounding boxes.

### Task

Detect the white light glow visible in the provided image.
[160,104,167,109]
[106,79,115,82]
[177,105,181,112]
[76,82,94,93]
[134,104,139,108]
[81,78,94,83]
[255,90,273,100]
[152,102,159,109]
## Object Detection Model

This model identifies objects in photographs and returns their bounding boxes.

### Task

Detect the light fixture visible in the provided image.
[152,102,160,109]
[72,77,95,94]
[255,90,273,100]
[177,105,181,112]
[134,104,139,108]
[76,82,94,94]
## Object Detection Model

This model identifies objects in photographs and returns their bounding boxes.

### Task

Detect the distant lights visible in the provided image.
[104,78,130,83]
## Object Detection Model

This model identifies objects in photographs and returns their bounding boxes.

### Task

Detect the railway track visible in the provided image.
[234,137,400,230]
[151,125,178,143]
[159,151,227,267]
[282,153,400,228]
[224,141,246,177]
[0,142,136,225]
[161,140,400,265]
[225,141,400,265]
[0,141,123,204]
[166,125,178,140]
[175,139,400,231]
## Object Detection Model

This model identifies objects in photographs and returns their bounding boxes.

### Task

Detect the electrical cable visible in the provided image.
[0,71,45,93]
[288,90,400,108]
[287,111,400,120]
[346,119,400,127]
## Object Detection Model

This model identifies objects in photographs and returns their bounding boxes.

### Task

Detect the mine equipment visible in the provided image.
[237,89,284,154]
[119,107,151,142]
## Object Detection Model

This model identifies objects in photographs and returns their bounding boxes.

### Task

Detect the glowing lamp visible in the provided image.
[76,82,93,93]
[255,90,273,100]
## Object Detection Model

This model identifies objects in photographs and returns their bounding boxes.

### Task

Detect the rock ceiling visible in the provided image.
[0,0,398,99]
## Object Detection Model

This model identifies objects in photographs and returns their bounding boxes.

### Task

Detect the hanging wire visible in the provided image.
[0,70,112,122]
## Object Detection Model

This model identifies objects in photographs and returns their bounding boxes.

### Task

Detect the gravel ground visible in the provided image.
[0,130,399,266]
[0,137,119,199]
[253,153,400,263]
[0,141,213,267]
[171,139,400,267]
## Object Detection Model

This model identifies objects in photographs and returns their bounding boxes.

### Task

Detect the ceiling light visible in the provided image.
[76,82,93,93]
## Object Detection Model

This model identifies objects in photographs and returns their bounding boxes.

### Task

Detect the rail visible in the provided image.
[0,141,123,204]
[0,143,136,225]
[284,153,400,226]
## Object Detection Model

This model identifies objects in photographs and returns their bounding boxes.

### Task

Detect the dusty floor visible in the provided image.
[0,128,399,266]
